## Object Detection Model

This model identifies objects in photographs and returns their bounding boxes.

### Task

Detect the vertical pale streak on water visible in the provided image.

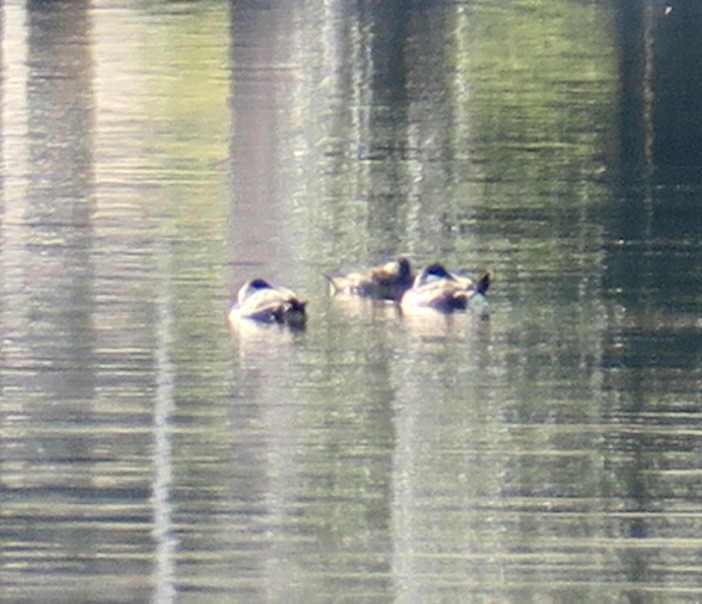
[391,395,420,602]
[317,6,372,262]
[401,9,431,257]
[0,2,28,407]
[152,242,176,604]
[640,0,655,242]
[641,0,655,185]
[449,5,485,218]
[1,3,28,198]
[347,8,373,234]
[0,4,31,458]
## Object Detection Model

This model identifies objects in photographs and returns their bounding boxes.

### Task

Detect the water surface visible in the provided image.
[1,1,701,602]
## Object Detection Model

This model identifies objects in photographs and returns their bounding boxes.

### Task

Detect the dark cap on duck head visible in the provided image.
[422,263,453,279]
[248,278,273,290]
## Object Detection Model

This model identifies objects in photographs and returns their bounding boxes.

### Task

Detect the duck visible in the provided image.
[400,263,491,314]
[327,257,414,301]
[228,278,307,327]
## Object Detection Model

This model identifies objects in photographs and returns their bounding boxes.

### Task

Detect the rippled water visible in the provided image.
[1,1,701,602]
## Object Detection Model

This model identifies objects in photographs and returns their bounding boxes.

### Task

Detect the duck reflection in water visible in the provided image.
[400,263,491,315]
[327,256,414,301]
[228,278,307,329]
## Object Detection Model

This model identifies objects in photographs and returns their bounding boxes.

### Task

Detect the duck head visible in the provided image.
[415,263,454,285]
[237,278,273,305]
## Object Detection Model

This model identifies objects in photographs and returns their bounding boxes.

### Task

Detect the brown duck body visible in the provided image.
[400,264,490,314]
[328,257,414,301]
[229,278,306,327]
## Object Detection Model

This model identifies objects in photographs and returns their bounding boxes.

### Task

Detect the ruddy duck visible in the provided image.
[328,257,414,301]
[400,263,490,314]
[228,278,306,327]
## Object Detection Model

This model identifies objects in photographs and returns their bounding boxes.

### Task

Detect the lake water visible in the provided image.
[1,1,701,602]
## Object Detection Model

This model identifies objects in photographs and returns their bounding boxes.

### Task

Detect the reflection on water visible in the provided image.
[1,0,702,602]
